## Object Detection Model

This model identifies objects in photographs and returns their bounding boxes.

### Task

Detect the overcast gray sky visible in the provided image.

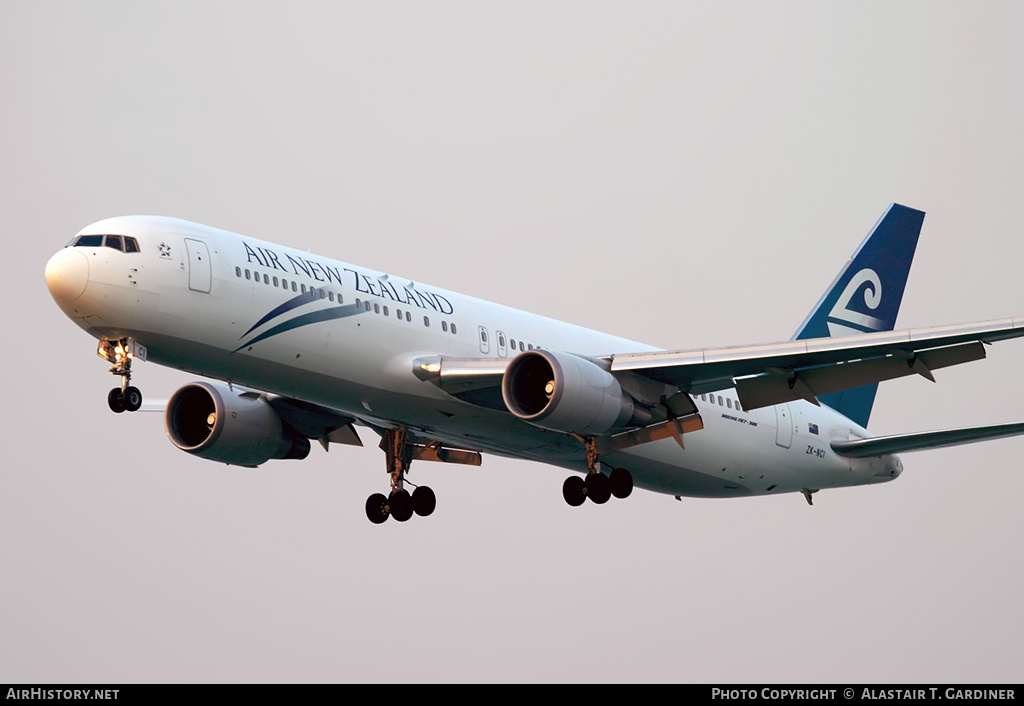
[4,1,1024,683]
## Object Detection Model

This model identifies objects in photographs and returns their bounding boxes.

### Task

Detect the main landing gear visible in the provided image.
[100,339,143,413]
[365,427,437,524]
[561,435,633,507]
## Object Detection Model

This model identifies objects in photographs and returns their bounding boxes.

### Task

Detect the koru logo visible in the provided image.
[827,268,885,334]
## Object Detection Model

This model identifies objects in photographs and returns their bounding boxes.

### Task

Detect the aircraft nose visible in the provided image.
[45,248,89,303]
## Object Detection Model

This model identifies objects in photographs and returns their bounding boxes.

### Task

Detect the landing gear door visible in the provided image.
[184,238,211,293]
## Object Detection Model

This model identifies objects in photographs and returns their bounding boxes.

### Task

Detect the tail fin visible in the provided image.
[792,203,925,427]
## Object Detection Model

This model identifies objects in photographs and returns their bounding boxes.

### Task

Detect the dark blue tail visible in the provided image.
[792,203,925,427]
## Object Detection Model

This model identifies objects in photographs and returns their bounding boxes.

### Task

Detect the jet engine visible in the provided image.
[165,382,311,466]
[501,349,644,435]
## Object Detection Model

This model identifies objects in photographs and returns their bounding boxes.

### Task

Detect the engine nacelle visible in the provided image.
[165,382,311,466]
[501,349,639,435]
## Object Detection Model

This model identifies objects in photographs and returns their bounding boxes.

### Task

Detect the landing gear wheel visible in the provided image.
[389,489,414,522]
[123,386,143,412]
[107,388,126,413]
[586,472,611,504]
[366,493,390,524]
[562,475,586,507]
[412,486,436,517]
[609,468,633,499]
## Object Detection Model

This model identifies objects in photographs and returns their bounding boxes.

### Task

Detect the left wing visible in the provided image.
[610,317,1024,411]
[420,316,1024,413]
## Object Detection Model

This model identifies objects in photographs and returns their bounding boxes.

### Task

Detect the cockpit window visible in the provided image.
[70,234,141,252]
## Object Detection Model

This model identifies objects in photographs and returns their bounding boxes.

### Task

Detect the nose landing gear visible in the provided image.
[99,338,145,413]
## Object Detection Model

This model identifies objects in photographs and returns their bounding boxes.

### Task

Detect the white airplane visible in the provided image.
[45,204,1024,523]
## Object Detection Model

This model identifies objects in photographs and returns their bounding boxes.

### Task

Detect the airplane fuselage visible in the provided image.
[46,216,901,501]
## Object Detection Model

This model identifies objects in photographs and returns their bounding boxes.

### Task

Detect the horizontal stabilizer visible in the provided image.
[830,422,1024,458]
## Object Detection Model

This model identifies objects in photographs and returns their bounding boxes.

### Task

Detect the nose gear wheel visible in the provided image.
[101,338,144,413]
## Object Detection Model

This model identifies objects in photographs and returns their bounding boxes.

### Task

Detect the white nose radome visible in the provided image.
[45,248,89,303]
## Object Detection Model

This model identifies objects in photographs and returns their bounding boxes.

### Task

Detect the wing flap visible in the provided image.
[831,422,1024,458]
[735,341,986,411]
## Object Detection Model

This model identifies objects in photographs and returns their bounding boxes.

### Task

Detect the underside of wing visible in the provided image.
[609,318,1024,411]
[267,396,363,446]
[417,317,1024,421]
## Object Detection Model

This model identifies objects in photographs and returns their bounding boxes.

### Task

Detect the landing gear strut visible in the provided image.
[562,435,633,507]
[365,427,437,524]
[100,338,143,413]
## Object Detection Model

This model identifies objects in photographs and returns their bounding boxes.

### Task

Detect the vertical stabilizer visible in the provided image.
[791,203,925,427]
